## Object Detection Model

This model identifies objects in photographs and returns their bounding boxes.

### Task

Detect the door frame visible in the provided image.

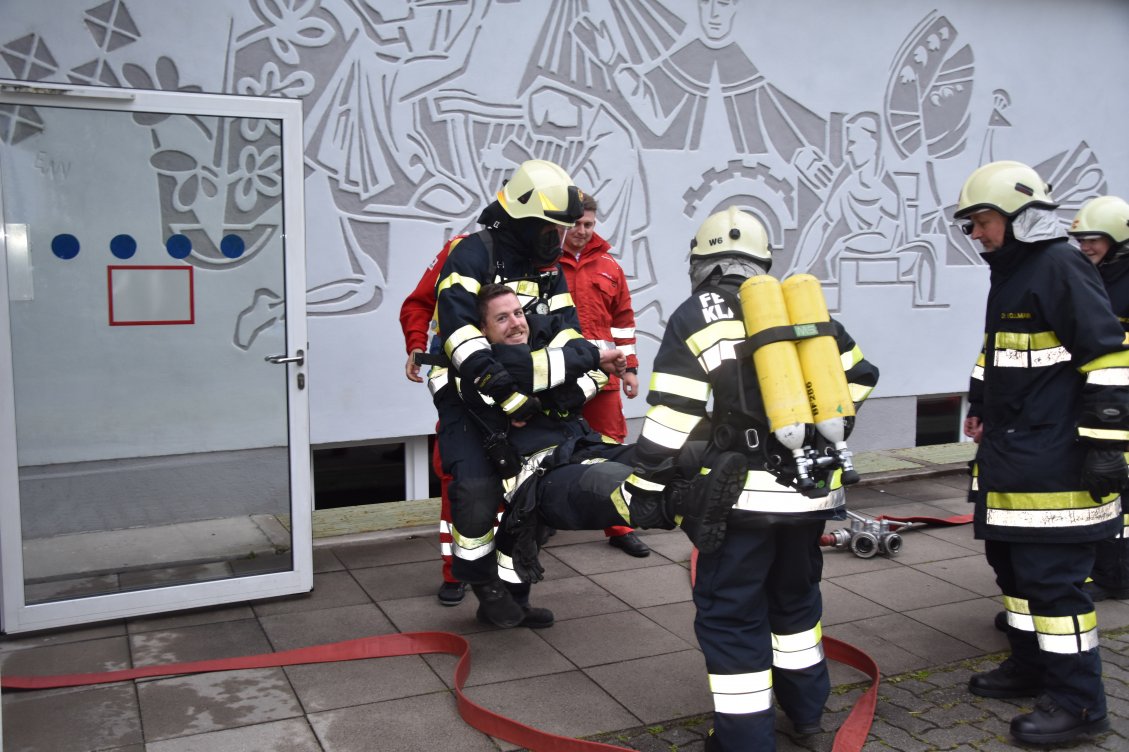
[0,80,312,633]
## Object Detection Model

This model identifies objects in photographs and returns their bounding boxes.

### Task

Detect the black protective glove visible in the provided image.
[472,361,518,404]
[1081,447,1128,502]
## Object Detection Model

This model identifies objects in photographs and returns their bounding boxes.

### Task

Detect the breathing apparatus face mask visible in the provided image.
[515,217,563,267]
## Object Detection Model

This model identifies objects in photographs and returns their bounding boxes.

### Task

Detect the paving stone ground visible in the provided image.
[584,627,1129,752]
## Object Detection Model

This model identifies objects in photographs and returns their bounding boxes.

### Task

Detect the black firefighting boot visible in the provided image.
[505,582,554,629]
[664,452,747,554]
[1010,695,1109,745]
[471,580,524,628]
[969,658,1042,699]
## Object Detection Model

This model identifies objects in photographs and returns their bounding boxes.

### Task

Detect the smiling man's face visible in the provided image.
[481,291,529,345]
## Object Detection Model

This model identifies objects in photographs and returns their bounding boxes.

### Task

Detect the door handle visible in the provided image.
[265,349,304,366]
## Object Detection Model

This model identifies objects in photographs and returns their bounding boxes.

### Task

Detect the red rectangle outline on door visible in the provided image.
[107,265,195,326]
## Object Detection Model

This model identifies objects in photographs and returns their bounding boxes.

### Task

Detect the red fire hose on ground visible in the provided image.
[2,514,971,751]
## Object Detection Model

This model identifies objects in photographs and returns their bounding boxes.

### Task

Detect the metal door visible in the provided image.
[0,81,311,633]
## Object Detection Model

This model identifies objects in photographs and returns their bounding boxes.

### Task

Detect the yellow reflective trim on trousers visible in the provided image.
[709,670,773,715]
[436,272,481,297]
[1078,426,1129,442]
[709,671,773,693]
[650,371,711,401]
[1039,630,1099,654]
[451,527,494,560]
[686,319,746,357]
[987,490,1111,511]
[1003,595,1030,615]
[772,624,824,670]
[1086,367,1129,386]
[1079,349,1129,372]
[848,382,873,403]
[1033,611,1098,636]
[772,643,824,671]
[994,331,1061,351]
[625,473,664,493]
[772,623,822,652]
[975,352,986,368]
[495,550,522,584]
[610,485,631,525]
[1033,612,1100,654]
[646,404,702,434]
[1003,595,1035,632]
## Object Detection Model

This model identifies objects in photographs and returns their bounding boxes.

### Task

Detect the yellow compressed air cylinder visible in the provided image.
[780,274,855,445]
[738,275,812,452]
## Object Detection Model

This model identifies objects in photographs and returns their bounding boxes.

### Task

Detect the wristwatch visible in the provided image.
[624,367,638,375]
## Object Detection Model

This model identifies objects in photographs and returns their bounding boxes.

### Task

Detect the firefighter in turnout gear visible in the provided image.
[431,159,584,628]
[462,284,747,588]
[1070,196,1129,602]
[625,207,879,751]
[958,162,1129,746]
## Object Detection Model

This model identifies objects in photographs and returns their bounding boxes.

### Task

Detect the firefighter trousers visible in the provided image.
[985,539,1106,718]
[534,444,637,531]
[435,387,506,585]
[693,521,830,751]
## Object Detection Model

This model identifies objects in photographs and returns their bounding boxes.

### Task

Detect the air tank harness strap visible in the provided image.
[734,320,837,359]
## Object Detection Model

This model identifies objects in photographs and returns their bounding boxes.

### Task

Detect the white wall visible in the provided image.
[4,0,1128,453]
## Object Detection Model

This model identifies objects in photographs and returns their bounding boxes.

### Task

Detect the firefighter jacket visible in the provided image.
[432,202,581,414]
[558,232,639,391]
[966,237,1129,543]
[625,278,878,527]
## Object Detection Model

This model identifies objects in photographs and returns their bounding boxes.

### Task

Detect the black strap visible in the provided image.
[734,320,836,359]
[479,228,557,312]
[414,351,450,367]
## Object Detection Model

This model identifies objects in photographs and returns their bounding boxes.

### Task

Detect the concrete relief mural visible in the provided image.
[1,0,1121,440]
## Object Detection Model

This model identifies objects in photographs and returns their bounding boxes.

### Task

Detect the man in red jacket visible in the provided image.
[400,234,469,605]
[558,194,650,557]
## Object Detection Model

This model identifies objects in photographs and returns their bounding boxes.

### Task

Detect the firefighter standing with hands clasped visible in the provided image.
[625,207,878,751]
[957,161,1129,746]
